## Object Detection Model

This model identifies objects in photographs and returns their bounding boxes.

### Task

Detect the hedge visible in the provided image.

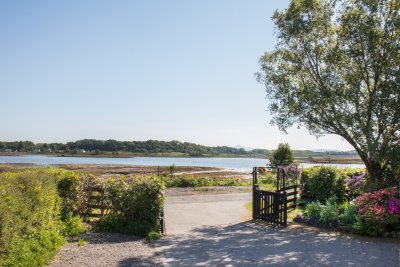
[0,169,64,266]
[97,176,164,236]
[0,168,94,266]
[301,166,364,203]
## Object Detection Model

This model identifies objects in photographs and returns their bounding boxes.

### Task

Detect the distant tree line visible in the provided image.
[0,139,253,156]
[0,139,358,158]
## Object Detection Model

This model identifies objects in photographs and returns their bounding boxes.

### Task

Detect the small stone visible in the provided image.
[391,231,396,238]
[383,232,390,238]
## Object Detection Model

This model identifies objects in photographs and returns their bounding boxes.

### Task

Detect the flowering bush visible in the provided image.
[388,198,400,215]
[282,163,301,186]
[345,173,366,198]
[353,186,400,235]
[283,163,301,176]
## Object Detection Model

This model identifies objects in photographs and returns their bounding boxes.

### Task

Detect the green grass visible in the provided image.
[77,239,87,246]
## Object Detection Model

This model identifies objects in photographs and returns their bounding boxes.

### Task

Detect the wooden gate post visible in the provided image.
[283,191,288,227]
[252,167,259,220]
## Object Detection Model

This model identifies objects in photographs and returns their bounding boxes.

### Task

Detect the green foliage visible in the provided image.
[301,166,346,203]
[353,218,384,237]
[54,169,93,219]
[341,203,357,225]
[77,239,87,246]
[0,169,64,266]
[147,231,161,241]
[256,0,400,186]
[164,175,247,187]
[168,164,176,177]
[0,168,166,265]
[61,215,86,237]
[1,228,64,267]
[269,143,294,168]
[97,176,164,236]
[55,169,83,219]
[320,197,339,224]
[303,201,322,219]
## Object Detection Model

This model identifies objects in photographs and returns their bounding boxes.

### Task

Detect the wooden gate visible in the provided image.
[252,166,299,227]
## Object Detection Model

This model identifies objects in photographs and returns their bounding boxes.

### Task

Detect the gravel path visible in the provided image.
[50,233,159,267]
[156,222,400,267]
[50,190,400,267]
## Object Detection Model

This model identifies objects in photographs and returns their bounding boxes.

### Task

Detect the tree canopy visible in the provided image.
[269,143,295,168]
[257,0,400,186]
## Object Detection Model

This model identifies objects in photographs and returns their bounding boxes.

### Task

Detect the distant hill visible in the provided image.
[0,139,358,158]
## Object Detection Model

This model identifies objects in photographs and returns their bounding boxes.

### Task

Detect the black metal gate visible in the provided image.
[252,166,299,227]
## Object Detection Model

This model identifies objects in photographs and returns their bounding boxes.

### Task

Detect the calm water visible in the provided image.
[0,155,365,173]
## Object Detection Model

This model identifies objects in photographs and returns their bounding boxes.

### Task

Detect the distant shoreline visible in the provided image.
[0,152,363,164]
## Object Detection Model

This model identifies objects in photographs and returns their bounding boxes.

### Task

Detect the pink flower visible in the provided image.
[388,198,400,215]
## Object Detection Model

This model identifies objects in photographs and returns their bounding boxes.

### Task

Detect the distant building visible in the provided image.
[32,148,41,153]
[3,149,12,153]
[77,149,86,153]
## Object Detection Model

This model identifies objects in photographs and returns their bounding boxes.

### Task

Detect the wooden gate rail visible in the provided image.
[276,184,298,210]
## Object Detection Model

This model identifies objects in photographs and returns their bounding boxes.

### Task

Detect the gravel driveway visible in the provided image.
[51,190,400,267]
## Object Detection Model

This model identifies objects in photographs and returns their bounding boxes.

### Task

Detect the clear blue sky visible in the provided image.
[0,0,353,150]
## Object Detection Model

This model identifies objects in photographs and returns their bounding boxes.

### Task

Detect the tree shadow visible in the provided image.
[117,256,160,267]
[81,232,146,245]
[152,221,398,266]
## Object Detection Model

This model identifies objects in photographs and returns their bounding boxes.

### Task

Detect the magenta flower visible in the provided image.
[388,198,400,215]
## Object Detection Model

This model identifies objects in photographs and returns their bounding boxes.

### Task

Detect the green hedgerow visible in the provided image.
[1,228,64,267]
[0,169,65,266]
[97,176,164,236]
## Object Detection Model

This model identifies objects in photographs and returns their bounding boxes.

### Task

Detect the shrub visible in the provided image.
[98,176,164,236]
[0,169,64,266]
[341,203,357,225]
[1,228,64,267]
[353,186,400,235]
[61,215,86,237]
[54,169,94,219]
[147,231,161,241]
[301,166,346,203]
[345,173,367,198]
[320,198,339,224]
[303,201,322,219]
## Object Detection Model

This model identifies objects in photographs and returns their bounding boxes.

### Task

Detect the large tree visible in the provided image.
[257,0,400,187]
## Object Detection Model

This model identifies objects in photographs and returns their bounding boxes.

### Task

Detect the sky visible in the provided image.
[0,0,354,151]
